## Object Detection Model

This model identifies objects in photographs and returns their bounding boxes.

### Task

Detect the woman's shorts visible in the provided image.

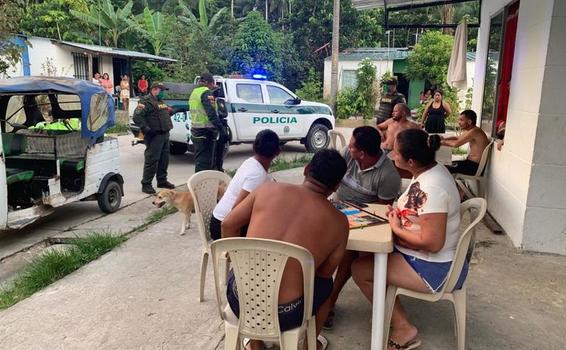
[396,248,469,293]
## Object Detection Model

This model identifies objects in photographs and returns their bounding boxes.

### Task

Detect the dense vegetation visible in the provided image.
[1,0,479,116]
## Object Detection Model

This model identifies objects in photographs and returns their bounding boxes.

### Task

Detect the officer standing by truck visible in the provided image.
[133,82,175,194]
[189,73,227,173]
[375,77,406,124]
[213,86,229,172]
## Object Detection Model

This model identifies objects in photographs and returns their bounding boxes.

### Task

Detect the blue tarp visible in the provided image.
[0,76,115,140]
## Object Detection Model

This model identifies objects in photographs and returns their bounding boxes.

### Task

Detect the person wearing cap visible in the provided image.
[375,77,406,125]
[133,82,175,194]
[189,72,227,173]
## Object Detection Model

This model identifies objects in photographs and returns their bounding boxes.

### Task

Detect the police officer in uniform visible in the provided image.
[213,86,229,172]
[189,73,227,173]
[375,77,406,124]
[133,82,175,194]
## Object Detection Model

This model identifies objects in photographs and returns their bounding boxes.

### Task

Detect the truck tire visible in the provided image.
[305,124,329,153]
[170,141,188,155]
[97,180,122,213]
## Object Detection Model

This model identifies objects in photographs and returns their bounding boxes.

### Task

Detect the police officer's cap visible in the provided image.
[384,77,398,85]
[200,73,215,84]
[150,82,168,90]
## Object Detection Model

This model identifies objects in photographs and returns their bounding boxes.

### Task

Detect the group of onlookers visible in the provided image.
[91,72,151,111]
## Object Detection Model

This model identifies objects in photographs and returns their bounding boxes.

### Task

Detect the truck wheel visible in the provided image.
[170,142,188,155]
[97,180,122,213]
[305,124,329,153]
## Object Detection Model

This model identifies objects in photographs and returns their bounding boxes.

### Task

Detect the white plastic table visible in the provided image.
[346,204,393,350]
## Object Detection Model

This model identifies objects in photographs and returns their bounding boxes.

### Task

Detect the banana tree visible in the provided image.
[70,0,136,47]
[177,0,227,33]
[136,7,167,56]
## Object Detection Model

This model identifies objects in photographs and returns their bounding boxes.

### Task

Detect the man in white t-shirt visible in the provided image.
[210,129,280,240]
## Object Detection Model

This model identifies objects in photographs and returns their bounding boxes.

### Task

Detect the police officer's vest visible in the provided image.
[189,86,214,128]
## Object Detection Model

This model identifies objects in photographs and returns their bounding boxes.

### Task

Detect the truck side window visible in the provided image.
[236,84,264,104]
[267,85,294,105]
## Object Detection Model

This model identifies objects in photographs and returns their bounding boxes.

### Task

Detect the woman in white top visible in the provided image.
[352,129,467,350]
[210,129,281,240]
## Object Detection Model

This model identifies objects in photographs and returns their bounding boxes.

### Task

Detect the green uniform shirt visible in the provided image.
[132,95,173,132]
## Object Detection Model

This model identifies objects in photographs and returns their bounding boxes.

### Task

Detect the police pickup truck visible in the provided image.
[130,76,335,155]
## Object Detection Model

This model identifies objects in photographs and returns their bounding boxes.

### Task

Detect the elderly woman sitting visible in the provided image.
[351,129,468,350]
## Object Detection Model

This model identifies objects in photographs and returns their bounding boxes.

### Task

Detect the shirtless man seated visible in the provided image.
[377,103,418,152]
[441,110,491,175]
[222,149,349,350]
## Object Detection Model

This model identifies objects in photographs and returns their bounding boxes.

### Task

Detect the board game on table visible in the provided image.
[332,200,388,229]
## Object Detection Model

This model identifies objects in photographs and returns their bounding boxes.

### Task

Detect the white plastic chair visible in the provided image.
[383,198,487,350]
[187,170,231,302]
[328,129,347,150]
[454,140,494,198]
[210,237,317,350]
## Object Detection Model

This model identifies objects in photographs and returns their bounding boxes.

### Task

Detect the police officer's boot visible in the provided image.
[142,184,156,194]
[157,181,175,189]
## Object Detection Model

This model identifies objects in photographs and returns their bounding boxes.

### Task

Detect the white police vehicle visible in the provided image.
[132,76,335,155]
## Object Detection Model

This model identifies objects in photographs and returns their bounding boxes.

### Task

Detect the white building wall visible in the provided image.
[323,59,393,99]
[26,37,75,77]
[100,56,114,82]
[471,0,558,252]
[522,0,566,254]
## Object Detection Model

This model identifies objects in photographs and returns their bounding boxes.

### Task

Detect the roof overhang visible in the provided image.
[54,40,177,63]
[352,0,481,29]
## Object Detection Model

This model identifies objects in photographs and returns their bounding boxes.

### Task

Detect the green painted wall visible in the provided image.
[409,79,425,109]
[393,59,407,73]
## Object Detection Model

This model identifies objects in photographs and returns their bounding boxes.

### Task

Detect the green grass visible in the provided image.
[226,154,313,177]
[0,233,126,309]
[106,123,130,134]
[145,206,178,225]
[269,154,313,173]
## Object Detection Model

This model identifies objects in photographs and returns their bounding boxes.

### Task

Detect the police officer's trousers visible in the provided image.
[142,132,170,185]
[191,127,218,173]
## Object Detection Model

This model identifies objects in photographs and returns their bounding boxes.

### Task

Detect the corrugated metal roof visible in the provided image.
[326,47,476,62]
[54,40,177,63]
[351,0,440,10]
[325,47,411,61]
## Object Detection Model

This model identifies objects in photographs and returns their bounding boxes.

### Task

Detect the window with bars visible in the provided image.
[72,53,89,80]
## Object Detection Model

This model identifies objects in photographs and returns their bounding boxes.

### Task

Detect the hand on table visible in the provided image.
[387,209,402,231]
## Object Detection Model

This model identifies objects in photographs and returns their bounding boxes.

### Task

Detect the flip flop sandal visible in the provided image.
[323,309,335,330]
[317,335,329,350]
[388,338,422,350]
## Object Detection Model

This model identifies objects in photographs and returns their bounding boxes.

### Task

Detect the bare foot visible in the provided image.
[388,323,419,350]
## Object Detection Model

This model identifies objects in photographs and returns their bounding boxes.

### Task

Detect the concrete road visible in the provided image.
[0,131,333,261]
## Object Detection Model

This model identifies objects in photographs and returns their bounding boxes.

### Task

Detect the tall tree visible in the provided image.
[70,0,136,47]
[135,7,168,55]
[177,0,227,33]
[21,0,93,43]
[231,11,281,79]
[0,0,23,75]
[406,31,453,85]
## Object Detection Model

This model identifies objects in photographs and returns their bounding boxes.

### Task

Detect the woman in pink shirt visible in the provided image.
[100,73,114,94]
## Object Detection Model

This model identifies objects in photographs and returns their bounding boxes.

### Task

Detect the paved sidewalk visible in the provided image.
[0,213,225,350]
[1,167,566,349]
